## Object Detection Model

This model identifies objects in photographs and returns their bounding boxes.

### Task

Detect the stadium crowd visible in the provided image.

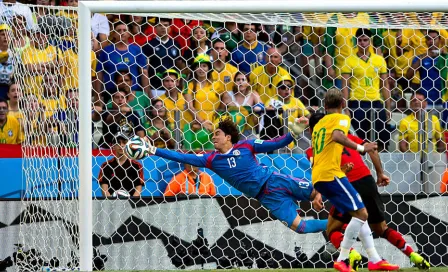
[0,0,446,158]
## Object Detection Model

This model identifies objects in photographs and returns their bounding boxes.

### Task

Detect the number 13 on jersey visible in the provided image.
[227,157,236,168]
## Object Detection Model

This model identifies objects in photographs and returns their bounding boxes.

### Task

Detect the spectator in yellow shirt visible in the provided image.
[39,74,66,119]
[158,69,193,135]
[0,98,22,144]
[210,39,238,94]
[398,91,445,153]
[184,54,225,131]
[341,28,390,151]
[249,47,291,105]
[21,25,62,95]
[7,82,22,125]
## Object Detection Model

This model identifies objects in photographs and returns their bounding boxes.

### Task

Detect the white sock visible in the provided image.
[337,217,365,261]
[358,222,382,263]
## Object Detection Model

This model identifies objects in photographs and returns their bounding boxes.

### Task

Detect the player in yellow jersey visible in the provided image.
[312,89,399,272]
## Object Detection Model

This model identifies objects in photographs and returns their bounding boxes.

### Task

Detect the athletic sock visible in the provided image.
[359,222,382,263]
[337,217,364,261]
[329,230,344,249]
[382,227,414,256]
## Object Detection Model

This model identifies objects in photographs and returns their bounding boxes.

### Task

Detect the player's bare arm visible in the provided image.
[332,130,378,152]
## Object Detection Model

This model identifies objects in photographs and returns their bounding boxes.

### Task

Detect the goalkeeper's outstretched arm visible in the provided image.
[147,144,208,168]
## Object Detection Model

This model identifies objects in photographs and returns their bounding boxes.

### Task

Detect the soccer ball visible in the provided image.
[125,136,149,160]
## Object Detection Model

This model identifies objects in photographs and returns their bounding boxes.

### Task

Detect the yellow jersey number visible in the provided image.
[313,127,326,156]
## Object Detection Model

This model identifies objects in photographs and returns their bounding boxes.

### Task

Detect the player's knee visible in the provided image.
[352,208,368,221]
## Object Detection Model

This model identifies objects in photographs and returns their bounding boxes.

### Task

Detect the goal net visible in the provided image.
[0,2,444,271]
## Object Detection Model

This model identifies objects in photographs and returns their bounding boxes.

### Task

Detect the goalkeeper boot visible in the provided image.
[368,259,399,271]
[410,252,430,270]
[349,248,362,271]
[334,259,352,272]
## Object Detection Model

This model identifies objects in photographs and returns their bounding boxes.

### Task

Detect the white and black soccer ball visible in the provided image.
[125,136,149,160]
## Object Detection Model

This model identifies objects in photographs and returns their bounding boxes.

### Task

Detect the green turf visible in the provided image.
[103,269,444,272]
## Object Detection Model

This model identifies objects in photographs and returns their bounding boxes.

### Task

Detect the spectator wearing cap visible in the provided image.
[398,91,445,153]
[158,69,192,131]
[262,75,310,147]
[249,47,291,105]
[341,28,390,151]
[0,24,14,99]
[164,162,216,196]
[142,17,181,93]
[98,134,145,197]
[230,23,270,74]
[99,89,145,148]
[96,21,149,104]
[184,54,225,131]
[182,26,211,71]
[210,39,238,95]
[21,23,62,95]
[0,0,36,31]
[145,99,175,149]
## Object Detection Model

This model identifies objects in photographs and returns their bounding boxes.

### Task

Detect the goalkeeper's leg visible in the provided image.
[256,173,328,233]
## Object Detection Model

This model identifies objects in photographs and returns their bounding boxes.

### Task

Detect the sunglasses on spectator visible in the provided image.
[278,84,293,90]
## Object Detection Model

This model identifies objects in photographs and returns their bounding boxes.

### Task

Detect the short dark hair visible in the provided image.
[427,29,440,36]
[114,69,131,82]
[0,97,8,106]
[238,23,260,33]
[356,28,372,38]
[113,21,128,29]
[324,88,344,109]
[412,90,427,99]
[309,112,326,132]
[218,118,239,144]
[212,39,226,47]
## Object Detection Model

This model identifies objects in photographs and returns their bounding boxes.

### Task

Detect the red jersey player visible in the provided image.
[307,112,430,271]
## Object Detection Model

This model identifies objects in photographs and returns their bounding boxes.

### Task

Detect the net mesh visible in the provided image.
[0,2,442,271]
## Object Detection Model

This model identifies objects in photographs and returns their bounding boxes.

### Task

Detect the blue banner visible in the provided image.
[0,154,311,198]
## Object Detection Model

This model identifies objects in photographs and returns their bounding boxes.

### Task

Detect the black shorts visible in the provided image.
[329,175,385,224]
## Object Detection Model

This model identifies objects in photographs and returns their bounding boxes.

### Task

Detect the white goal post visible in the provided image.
[78,1,448,271]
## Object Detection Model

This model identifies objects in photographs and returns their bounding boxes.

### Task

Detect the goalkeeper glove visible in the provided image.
[142,136,157,155]
[288,116,309,138]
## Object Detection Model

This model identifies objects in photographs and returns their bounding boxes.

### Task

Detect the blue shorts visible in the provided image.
[314,176,365,214]
[256,172,313,227]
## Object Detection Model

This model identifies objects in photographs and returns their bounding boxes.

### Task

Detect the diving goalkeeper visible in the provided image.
[142,118,327,234]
